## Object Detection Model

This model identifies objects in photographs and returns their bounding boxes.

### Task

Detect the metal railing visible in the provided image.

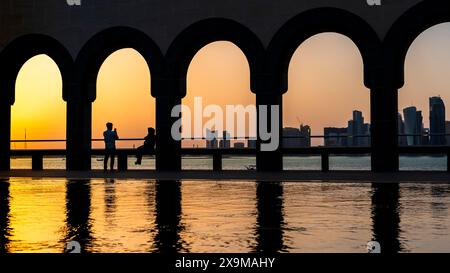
[8,135,450,172]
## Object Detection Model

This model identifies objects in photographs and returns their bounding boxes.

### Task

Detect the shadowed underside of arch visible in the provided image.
[268,7,381,92]
[384,0,450,89]
[0,34,74,104]
[165,18,266,98]
[75,26,165,102]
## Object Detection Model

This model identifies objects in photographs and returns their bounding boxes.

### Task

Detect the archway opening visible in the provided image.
[93,48,155,170]
[283,33,370,170]
[399,22,450,171]
[183,41,256,170]
[11,54,65,169]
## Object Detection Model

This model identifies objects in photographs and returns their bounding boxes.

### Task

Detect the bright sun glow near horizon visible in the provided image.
[10,23,450,149]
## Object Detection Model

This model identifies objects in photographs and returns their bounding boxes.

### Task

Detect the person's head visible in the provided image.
[148,127,155,135]
[106,122,113,130]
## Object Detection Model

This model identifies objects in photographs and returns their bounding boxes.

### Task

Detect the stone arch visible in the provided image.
[165,18,266,98]
[384,0,450,88]
[75,26,164,102]
[268,7,381,93]
[0,34,74,104]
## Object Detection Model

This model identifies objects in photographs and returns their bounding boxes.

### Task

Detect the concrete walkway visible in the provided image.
[1,170,450,183]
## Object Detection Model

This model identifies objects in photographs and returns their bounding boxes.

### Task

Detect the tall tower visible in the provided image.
[403,107,418,146]
[429,96,446,145]
[347,110,365,147]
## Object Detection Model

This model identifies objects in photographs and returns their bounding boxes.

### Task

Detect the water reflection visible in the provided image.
[430,185,450,222]
[64,180,93,253]
[254,182,286,253]
[153,180,186,253]
[1,178,450,253]
[104,179,117,228]
[371,183,402,253]
[0,180,10,253]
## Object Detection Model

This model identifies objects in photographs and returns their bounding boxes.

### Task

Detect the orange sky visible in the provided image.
[10,23,450,149]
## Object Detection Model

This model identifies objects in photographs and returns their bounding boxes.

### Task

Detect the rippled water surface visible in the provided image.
[1,179,450,253]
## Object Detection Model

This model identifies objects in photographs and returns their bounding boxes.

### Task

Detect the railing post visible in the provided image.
[118,152,128,171]
[213,152,222,172]
[32,153,43,171]
[321,152,329,172]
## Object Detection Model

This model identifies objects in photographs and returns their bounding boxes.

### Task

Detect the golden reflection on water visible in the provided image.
[1,179,450,253]
[179,182,257,253]
[7,179,66,253]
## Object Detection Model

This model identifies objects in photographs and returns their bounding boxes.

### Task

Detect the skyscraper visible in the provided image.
[446,121,450,146]
[429,96,446,145]
[206,129,218,149]
[362,123,371,147]
[398,113,407,146]
[416,110,425,145]
[219,131,231,149]
[299,124,312,148]
[324,127,347,147]
[403,107,422,146]
[347,110,369,147]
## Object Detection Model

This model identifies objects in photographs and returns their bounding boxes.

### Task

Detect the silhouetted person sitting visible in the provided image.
[135,127,156,165]
[103,122,119,171]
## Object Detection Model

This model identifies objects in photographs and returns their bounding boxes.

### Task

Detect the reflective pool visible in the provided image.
[0,179,449,253]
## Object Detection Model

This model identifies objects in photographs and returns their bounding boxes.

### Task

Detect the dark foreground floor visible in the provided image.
[1,170,450,183]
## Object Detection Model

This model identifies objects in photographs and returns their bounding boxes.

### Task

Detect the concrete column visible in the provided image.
[66,99,92,171]
[256,92,283,172]
[156,94,181,171]
[370,86,399,172]
[0,101,11,171]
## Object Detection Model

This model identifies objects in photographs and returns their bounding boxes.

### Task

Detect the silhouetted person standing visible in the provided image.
[103,122,119,171]
[135,128,156,165]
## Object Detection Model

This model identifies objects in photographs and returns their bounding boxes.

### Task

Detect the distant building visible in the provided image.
[430,96,446,145]
[398,113,407,146]
[282,124,311,148]
[324,127,347,147]
[206,129,218,149]
[219,131,231,149]
[234,142,245,149]
[248,139,257,149]
[362,123,371,147]
[299,124,312,148]
[347,110,370,147]
[416,111,425,145]
[282,127,301,148]
[446,121,450,146]
[403,107,416,145]
[421,128,430,146]
[403,107,424,146]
